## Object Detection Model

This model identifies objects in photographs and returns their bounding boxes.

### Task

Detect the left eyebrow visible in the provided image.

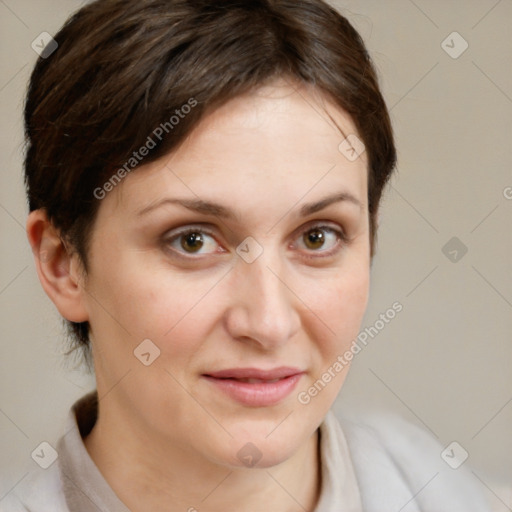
[135,191,363,220]
[298,191,363,217]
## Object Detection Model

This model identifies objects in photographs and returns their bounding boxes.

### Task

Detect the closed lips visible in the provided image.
[202,368,304,406]
[203,367,303,380]
[225,378,282,383]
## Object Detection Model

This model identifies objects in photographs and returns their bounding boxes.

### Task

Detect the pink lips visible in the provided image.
[203,367,304,407]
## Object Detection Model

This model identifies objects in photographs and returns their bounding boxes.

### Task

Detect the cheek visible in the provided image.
[303,260,370,357]
[85,246,223,362]
[295,265,369,411]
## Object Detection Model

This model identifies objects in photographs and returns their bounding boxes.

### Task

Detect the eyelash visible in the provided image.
[162,222,348,261]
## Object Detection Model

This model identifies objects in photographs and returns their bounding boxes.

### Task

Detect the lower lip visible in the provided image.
[203,374,303,407]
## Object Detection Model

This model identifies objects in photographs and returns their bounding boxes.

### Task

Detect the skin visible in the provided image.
[27,80,370,512]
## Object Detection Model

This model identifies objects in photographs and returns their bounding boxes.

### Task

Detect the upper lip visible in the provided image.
[204,367,303,380]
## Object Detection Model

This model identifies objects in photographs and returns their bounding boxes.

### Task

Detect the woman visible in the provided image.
[5,0,489,510]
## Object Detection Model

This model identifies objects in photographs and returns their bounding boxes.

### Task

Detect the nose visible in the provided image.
[223,251,301,350]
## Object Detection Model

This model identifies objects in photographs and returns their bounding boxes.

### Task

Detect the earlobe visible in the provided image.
[26,209,89,323]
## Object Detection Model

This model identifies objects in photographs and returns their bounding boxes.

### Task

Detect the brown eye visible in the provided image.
[181,232,204,253]
[164,227,220,256]
[295,224,345,258]
[303,228,326,250]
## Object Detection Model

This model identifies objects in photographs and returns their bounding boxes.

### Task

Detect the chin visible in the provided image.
[213,424,311,470]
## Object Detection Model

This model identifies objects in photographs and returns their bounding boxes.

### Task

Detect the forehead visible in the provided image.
[109,81,368,218]
[173,81,363,164]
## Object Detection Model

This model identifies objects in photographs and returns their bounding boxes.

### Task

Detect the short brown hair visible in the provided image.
[24,0,396,355]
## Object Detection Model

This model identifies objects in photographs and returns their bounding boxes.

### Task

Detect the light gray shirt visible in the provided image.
[1,392,490,511]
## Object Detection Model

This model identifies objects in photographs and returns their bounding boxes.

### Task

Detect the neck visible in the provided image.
[84,401,322,512]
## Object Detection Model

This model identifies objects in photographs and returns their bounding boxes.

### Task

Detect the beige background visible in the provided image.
[1,0,511,508]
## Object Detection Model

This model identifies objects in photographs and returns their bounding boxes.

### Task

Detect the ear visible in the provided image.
[26,209,89,323]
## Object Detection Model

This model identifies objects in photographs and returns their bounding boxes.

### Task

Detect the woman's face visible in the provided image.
[81,81,370,468]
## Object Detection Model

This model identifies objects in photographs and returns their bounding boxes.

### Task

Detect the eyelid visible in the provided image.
[168,224,217,239]
[294,219,346,238]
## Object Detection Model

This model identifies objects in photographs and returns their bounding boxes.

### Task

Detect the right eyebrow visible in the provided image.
[136,198,240,222]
